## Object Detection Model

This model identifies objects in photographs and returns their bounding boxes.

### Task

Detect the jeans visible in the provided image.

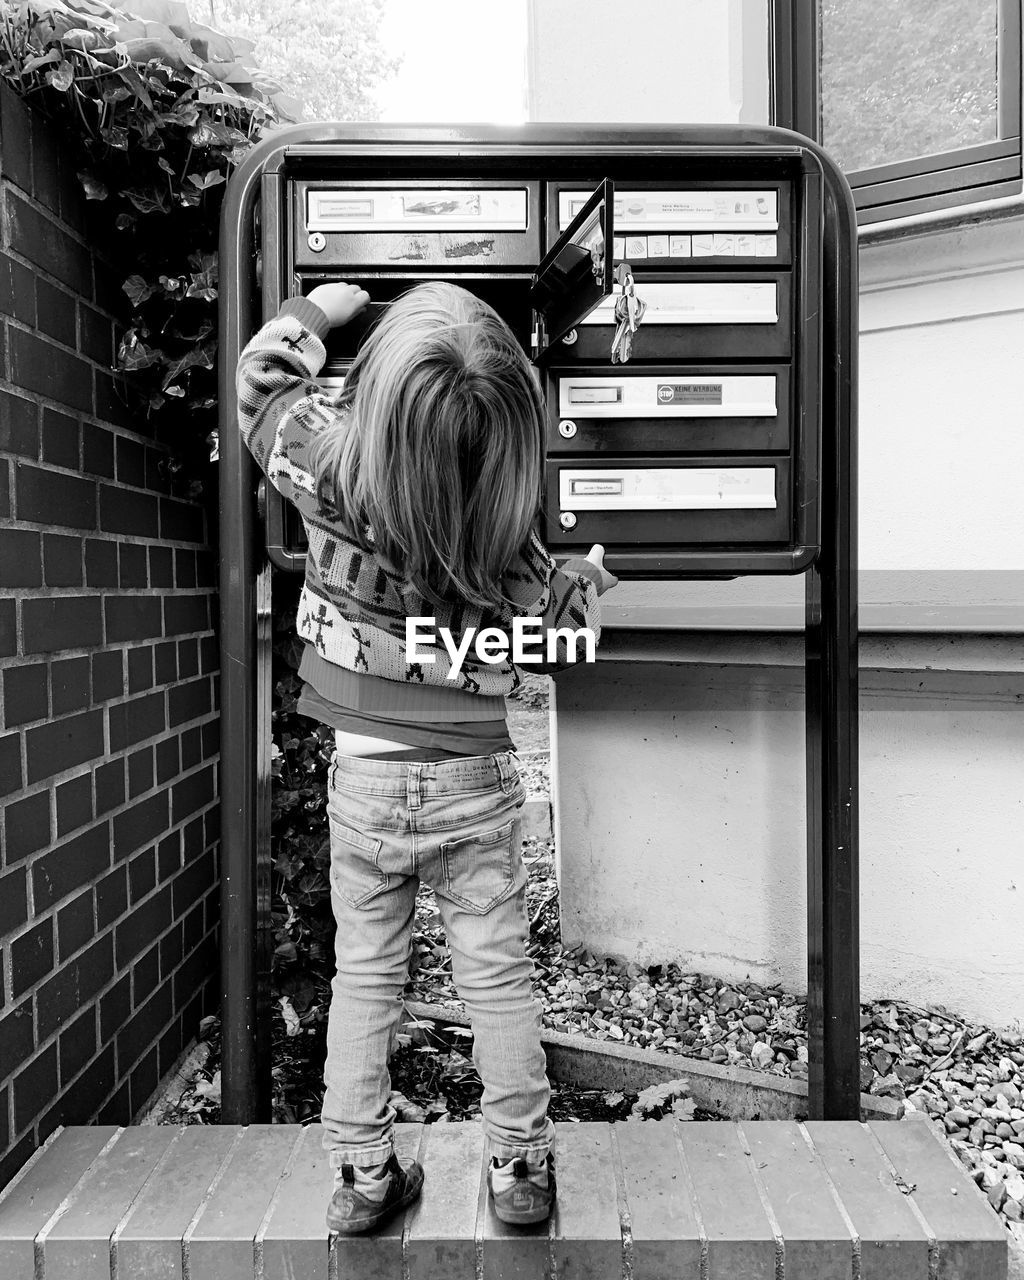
[320,749,555,1168]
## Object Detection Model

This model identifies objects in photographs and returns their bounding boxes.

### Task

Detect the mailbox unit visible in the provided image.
[260,137,825,579]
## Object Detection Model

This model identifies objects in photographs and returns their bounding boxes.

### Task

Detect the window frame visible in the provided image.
[771,0,1022,226]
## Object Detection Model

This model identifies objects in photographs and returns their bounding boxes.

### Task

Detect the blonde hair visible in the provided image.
[309,282,543,612]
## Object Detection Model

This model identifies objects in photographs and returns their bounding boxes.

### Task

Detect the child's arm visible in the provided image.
[235,285,368,518]
[504,533,617,671]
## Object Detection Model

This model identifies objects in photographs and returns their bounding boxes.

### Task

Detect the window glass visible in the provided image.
[821,0,1000,172]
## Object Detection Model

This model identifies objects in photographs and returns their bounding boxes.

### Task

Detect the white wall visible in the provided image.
[553,649,1024,1028]
[527,0,769,125]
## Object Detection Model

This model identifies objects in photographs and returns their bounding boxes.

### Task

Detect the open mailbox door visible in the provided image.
[530,179,614,360]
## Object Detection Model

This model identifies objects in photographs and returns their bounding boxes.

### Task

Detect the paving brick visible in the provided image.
[550,1122,621,1280]
[10,326,94,413]
[0,460,9,519]
[114,1125,242,1277]
[0,866,28,936]
[11,917,54,998]
[56,770,94,837]
[59,1007,97,1086]
[99,482,160,538]
[22,595,102,655]
[91,648,124,702]
[105,594,163,644]
[84,537,118,587]
[741,1121,853,1280]
[97,1079,131,1127]
[115,436,146,488]
[26,708,104,784]
[258,1124,333,1280]
[36,277,77,348]
[158,919,184,978]
[0,83,34,189]
[0,1135,37,1200]
[0,731,23,797]
[172,763,215,826]
[57,888,95,961]
[406,1123,482,1280]
[868,1115,1008,1280]
[33,823,111,912]
[0,388,39,459]
[13,1043,58,1132]
[51,655,92,717]
[613,1116,702,1278]
[117,984,175,1078]
[41,1126,178,1278]
[82,422,115,478]
[95,370,136,427]
[30,109,62,214]
[680,1121,776,1278]
[155,739,180,791]
[43,533,84,587]
[0,1125,119,1279]
[118,541,149,589]
[128,744,155,797]
[0,529,42,588]
[5,190,92,296]
[112,789,168,861]
[181,725,203,770]
[109,690,165,753]
[2,660,48,725]
[3,786,51,862]
[172,846,215,921]
[36,934,112,1041]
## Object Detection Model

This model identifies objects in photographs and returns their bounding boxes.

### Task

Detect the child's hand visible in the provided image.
[307,283,371,328]
[585,544,619,594]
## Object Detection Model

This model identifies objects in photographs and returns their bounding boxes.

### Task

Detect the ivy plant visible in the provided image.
[0,0,299,494]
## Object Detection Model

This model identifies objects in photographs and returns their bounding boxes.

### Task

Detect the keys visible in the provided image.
[610,263,646,364]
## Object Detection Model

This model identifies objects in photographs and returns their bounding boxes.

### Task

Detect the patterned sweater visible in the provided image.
[236,297,603,697]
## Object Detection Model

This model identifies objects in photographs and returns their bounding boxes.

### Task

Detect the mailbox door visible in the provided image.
[530,179,613,358]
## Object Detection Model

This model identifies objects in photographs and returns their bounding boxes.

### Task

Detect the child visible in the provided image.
[236,279,617,1234]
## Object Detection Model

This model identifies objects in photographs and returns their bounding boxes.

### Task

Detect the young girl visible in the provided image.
[236,279,616,1234]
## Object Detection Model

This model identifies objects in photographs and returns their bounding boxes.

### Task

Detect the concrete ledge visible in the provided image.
[403,1000,904,1123]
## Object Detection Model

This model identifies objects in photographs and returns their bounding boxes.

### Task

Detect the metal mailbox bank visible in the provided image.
[219,125,858,1123]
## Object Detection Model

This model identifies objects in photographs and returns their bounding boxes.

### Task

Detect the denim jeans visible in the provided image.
[320,749,555,1169]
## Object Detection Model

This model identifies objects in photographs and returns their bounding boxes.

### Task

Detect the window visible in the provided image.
[772,0,1022,225]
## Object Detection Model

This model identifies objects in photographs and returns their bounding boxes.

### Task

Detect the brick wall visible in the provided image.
[0,84,220,1184]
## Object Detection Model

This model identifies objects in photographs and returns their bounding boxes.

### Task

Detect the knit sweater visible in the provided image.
[236,297,603,696]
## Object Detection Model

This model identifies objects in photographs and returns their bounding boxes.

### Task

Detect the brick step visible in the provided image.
[0,1116,1008,1279]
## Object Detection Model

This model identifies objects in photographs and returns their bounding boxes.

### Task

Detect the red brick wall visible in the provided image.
[0,84,220,1183]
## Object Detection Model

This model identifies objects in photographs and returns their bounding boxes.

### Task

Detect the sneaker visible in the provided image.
[487,1151,556,1225]
[326,1152,424,1235]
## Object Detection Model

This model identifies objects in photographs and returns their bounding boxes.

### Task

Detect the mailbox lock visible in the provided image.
[559,512,577,530]
[562,328,578,346]
[307,232,327,253]
[558,419,578,439]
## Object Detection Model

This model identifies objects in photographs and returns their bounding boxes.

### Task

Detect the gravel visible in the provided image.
[408,836,1024,1242]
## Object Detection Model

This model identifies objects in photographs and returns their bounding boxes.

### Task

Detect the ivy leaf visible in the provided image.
[123,186,169,215]
[188,169,225,191]
[77,171,108,201]
[122,275,155,307]
[22,51,60,74]
[46,59,75,91]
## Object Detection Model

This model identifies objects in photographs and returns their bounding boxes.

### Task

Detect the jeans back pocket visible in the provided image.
[438,819,519,915]
[328,814,388,909]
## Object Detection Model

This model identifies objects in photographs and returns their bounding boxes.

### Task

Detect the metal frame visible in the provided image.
[218,123,860,1124]
[773,0,1023,223]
